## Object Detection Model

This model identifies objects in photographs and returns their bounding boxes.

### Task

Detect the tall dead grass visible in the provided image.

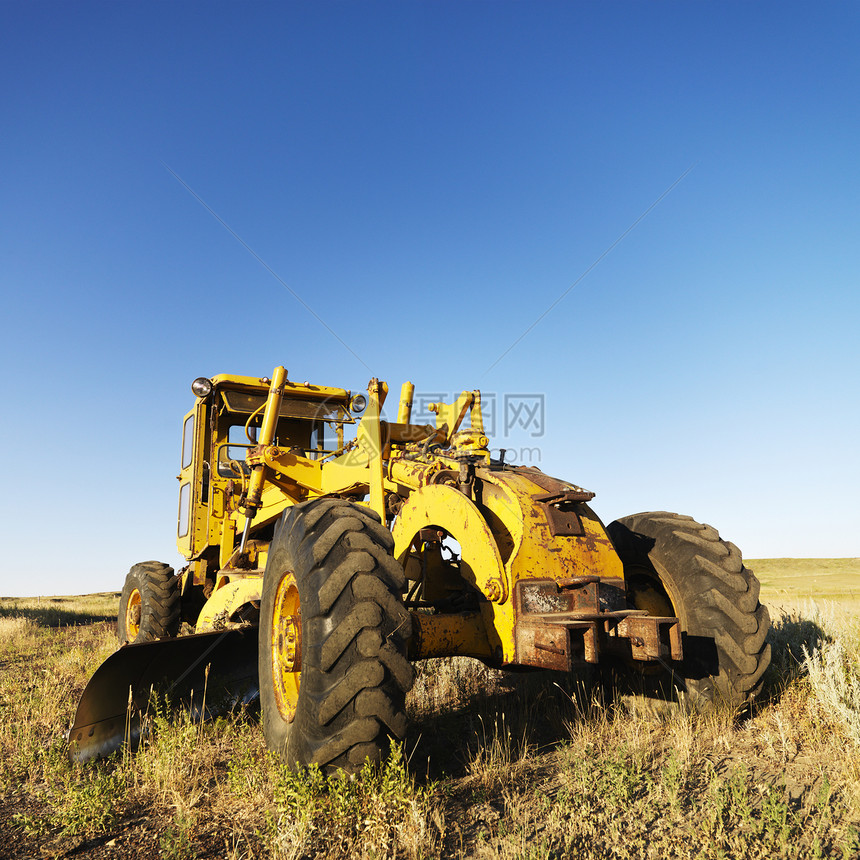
[3,591,860,858]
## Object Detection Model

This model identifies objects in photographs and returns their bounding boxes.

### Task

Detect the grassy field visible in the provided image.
[752,558,860,616]
[2,560,860,859]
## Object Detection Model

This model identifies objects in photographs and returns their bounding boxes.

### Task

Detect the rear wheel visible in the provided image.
[117,561,180,645]
[607,512,771,709]
[259,498,413,774]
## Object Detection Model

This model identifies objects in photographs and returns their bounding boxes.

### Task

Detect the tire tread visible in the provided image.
[260,499,412,774]
[608,511,771,706]
[118,561,179,644]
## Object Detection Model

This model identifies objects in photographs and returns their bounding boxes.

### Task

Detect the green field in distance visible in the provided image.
[750,558,860,616]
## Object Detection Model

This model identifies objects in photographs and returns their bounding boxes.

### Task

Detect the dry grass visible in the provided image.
[0,616,36,642]
[0,591,120,628]
[3,562,860,858]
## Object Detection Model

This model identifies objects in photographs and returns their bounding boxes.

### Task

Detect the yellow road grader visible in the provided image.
[70,366,771,772]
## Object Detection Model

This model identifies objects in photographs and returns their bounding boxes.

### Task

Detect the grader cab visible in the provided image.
[70,367,771,772]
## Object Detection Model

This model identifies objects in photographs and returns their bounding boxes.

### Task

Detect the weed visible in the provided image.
[661,748,687,809]
[804,635,860,746]
[14,748,127,838]
[159,812,198,860]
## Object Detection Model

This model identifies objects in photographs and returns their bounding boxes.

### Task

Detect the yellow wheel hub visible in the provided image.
[633,582,674,618]
[125,588,142,640]
[628,566,675,619]
[271,571,301,722]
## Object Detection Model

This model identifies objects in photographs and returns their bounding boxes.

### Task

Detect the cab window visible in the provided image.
[181,414,194,469]
[177,482,191,537]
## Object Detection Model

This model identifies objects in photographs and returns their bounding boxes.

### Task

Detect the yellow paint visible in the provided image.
[362,379,387,521]
[397,381,414,424]
[170,366,627,670]
[195,578,262,633]
[409,611,493,660]
[124,588,141,640]
[269,571,301,722]
[243,366,287,514]
[392,484,507,602]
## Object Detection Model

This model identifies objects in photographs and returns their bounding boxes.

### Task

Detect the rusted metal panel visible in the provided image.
[566,622,600,664]
[558,577,600,610]
[516,578,625,615]
[608,615,683,662]
[515,621,571,670]
[538,494,586,536]
[514,597,683,670]
[515,618,601,668]
[518,581,572,614]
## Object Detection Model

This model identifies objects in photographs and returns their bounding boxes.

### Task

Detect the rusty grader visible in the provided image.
[70,367,771,772]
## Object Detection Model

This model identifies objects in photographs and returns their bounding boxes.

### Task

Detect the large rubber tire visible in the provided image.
[259,498,413,774]
[117,561,180,645]
[607,512,771,709]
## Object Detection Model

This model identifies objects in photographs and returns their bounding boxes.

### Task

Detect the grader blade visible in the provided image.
[68,628,259,763]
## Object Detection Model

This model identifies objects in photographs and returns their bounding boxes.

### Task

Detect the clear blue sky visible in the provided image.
[1,1,858,597]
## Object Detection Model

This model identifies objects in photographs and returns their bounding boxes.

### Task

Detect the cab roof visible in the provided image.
[208,372,352,404]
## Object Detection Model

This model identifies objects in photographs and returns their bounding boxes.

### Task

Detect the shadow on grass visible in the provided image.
[405,617,824,782]
[761,611,829,702]
[0,605,116,628]
[406,667,594,782]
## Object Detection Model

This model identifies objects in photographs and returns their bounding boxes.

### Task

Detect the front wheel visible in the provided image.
[607,512,771,709]
[117,561,180,645]
[259,498,414,774]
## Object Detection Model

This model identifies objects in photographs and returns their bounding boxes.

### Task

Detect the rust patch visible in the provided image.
[517,579,601,614]
[514,578,683,670]
[607,615,683,662]
[519,582,569,614]
[537,493,587,536]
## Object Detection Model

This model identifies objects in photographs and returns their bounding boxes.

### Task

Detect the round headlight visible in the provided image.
[191,377,213,398]
[350,393,367,414]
